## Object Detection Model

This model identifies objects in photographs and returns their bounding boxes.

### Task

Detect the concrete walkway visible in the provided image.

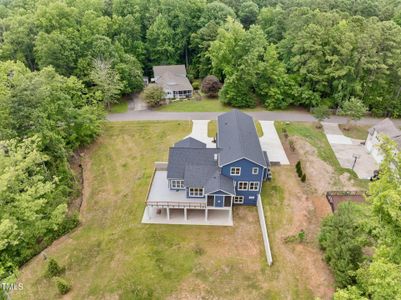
[322,123,378,179]
[186,120,215,148]
[259,121,290,165]
[322,123,353,145]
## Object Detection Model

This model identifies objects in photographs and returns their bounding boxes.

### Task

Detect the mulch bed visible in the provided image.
[326,191,366,212]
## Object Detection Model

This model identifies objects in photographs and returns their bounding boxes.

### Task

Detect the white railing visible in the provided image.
[147,201,206,209]
[257,196,273,266]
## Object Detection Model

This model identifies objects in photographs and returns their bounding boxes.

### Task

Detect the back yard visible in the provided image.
[13,121,357,299]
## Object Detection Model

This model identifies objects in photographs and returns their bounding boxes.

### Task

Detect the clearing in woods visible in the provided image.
[15,121,340,299]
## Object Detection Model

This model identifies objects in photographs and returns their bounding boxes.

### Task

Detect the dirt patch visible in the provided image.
[272,167,335,299]
[280,135,300,165]
[290,136,356,194]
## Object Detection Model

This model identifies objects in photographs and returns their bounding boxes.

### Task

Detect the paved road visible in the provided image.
[107,109,401,126]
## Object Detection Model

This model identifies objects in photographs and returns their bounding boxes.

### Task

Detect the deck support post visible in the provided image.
[205,208,208,221]
[184,208,187,220]
[229,208,232,220]
[167,207,170,220]
[147,206,151,219]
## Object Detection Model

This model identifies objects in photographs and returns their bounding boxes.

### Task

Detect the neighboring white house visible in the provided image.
[152,65,193,100]
[366,118,401,163]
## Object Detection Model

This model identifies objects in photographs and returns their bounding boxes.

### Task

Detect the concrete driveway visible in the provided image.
[322,123,378,179]
[259,121,290,165]
[187,120,215,148]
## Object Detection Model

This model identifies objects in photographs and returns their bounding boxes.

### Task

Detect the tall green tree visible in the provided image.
[238,1,259,29]
[339,97,367,130]
[90,59,123,110]
[146,14,177,65]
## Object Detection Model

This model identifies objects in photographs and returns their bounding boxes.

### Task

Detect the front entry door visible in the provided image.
[214,196,224,207]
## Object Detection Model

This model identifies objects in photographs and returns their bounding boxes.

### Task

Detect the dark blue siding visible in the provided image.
[214,195,224,207]
[221,158,264,205]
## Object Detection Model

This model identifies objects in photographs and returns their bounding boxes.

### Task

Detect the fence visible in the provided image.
[257,196,273,266]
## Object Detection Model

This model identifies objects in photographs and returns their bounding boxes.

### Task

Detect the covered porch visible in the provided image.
[141,168,233,226]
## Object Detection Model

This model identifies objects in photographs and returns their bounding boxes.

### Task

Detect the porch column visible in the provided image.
[205,208,208,221]
[167,207,170,220]
[229,208,232,220]
[184,208,187,220]
[147,205,151,219]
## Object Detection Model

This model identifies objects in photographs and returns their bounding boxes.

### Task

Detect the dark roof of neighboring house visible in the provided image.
[174,137,206,148]
[217,110,267,167]
[153,65,193,92]
[369,118,401,149]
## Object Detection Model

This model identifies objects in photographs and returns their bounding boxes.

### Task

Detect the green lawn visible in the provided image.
[275,122,369,190]
[208,120,264,137]
[339,124,369,140]
[157,98,266,112]
[110,100,128,113]
[14,121,332,299]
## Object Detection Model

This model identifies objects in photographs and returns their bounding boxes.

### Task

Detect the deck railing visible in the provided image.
[146,201,206,209]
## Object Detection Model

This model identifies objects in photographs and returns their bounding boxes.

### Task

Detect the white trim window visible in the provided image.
[249,181,260,191]
[237,181,248,191]
[233,196,244,204]
[230,167,241,176]
[252,167,259,175]
[170,180,184,189]
[189,187,204,197]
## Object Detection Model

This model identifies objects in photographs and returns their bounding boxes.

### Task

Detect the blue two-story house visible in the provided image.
[144,110,271,225]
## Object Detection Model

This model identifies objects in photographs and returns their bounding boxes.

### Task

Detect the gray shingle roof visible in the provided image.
[184,164,217,187]
[153,65,193,92]
[204,170,235,195]
[217,110,267,167]
[174,137,206,148]
[167,147,220,179]
[369,118,401,138]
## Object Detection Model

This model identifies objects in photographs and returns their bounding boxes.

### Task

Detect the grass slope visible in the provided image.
[157,98,265,112]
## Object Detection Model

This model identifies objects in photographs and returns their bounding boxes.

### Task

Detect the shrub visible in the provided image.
[285,230,306,243]
[295,161,303,178]
[192,80,200,90]
[301,174,306,182]
[142,84,164,107]
[54,277,71,295]
[45,258,64,278]
[319,202,369,287]
[201,75,222,97]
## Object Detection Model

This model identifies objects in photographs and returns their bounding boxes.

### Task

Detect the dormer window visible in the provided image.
[230,167,241,175]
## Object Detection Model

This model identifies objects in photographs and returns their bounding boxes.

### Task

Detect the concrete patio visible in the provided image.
[322,123,378,179]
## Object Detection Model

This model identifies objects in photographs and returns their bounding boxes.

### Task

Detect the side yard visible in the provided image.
[275,122,369,191]
[157,98,266,112]
[15,121,338,300]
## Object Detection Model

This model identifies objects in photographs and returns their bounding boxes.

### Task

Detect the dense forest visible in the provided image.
[0,0,400,296]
